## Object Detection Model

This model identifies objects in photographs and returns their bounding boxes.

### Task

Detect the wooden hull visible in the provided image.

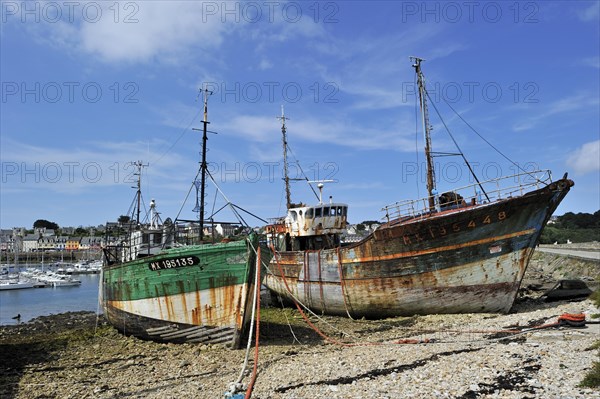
[265,179,573,317]
[101,236,258,348]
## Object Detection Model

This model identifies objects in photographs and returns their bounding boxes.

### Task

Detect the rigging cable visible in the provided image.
[286,145,320,202]
[173,168,201,222]
[440,96,545,184]
[425,91,491,202]
[244,246,262,399]
[151,106,203,165]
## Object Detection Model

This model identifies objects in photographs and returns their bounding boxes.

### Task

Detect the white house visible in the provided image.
[22,234,40,252]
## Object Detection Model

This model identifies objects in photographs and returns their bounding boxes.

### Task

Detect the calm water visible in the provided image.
[0,267,102,325]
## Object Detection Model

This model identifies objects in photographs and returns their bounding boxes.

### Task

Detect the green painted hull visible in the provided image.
[101,235,258,348]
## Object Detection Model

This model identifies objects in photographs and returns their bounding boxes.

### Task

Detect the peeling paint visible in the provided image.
[102,235,260,347]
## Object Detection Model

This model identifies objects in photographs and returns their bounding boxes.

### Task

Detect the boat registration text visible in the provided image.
[148,256,200,271]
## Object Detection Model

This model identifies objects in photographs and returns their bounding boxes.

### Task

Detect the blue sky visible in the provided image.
[1,0,599,229]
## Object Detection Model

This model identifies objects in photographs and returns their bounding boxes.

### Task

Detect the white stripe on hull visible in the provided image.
[106,282,250,328]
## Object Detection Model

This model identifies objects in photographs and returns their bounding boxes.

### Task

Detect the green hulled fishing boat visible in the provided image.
[101,89,260,348]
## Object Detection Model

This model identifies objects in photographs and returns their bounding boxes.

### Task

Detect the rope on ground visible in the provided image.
[336,246,355,320]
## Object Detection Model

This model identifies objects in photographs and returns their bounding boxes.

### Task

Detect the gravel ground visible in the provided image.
[1,250,598,399]
[0,296,598,399]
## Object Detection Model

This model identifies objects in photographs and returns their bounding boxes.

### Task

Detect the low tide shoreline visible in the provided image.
[1,250,598,398]
[1,295,599,399]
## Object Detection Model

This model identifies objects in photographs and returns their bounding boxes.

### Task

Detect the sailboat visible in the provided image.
[101,89,260,347]
[264,58,574,317]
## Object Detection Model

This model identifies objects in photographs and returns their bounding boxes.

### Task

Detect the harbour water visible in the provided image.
[0,268,101,325]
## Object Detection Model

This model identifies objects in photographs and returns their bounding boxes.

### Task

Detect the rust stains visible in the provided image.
[221,275,237,326]
[163,283,175,321]
[205,278,216,325]
[192,281,202,326]
[345,229,535,264]
[155,285,164,321]
[177,280,188,324]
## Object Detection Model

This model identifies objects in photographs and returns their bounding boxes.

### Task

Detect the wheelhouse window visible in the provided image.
[315,207,322,217]
[306,208,314,219]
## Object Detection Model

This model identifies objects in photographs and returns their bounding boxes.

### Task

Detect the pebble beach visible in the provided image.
[0,296,598,399]
[1,249,599,399]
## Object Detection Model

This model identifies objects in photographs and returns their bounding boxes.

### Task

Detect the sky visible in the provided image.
[1,0,599,230]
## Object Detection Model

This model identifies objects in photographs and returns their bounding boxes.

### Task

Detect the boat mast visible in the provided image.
[411,56,436,210]
[195,87,212,241]
[277,105,292,209]
[131,160,148,225]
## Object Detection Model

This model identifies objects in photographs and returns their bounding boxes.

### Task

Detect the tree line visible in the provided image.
[540,210,600,244]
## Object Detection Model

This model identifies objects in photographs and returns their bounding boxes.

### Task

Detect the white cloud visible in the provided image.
[10,2,222,64]
[578,2,600,21]
[19,1,333,65]
[217,112,416,152]
[512,93,600,132]
[78,2,230,64]
[566,140,600,174]
[307,26,466,110]
[579,56,600,69]
[258,59,273,70]
[0,136,193,193]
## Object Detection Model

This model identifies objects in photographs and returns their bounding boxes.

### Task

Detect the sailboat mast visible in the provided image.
[198,87,212,241]
[132,160,148,225]
[278,106,292,209]
[136,166,142,224]
[411,56,436,210]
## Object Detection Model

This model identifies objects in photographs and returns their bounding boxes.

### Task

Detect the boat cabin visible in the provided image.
[285,203,348,236]
[121,228,164,262]
[267,202,348,252]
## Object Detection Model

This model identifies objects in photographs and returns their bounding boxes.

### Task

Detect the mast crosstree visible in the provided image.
[411,56,437,211]
[130,160,148,225]
[192,86,213,241]
[277,106,292,210]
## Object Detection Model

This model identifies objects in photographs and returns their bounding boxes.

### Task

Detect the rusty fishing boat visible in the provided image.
[264,58,574,317]
[101,90,259,347]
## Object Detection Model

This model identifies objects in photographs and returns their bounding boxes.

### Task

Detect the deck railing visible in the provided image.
[381,170,553,222]
[102,221,248,265]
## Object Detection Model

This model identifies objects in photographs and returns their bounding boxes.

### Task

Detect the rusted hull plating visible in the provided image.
[265,179,572,317]
[103,283,253,345]
[101,237,258,348]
